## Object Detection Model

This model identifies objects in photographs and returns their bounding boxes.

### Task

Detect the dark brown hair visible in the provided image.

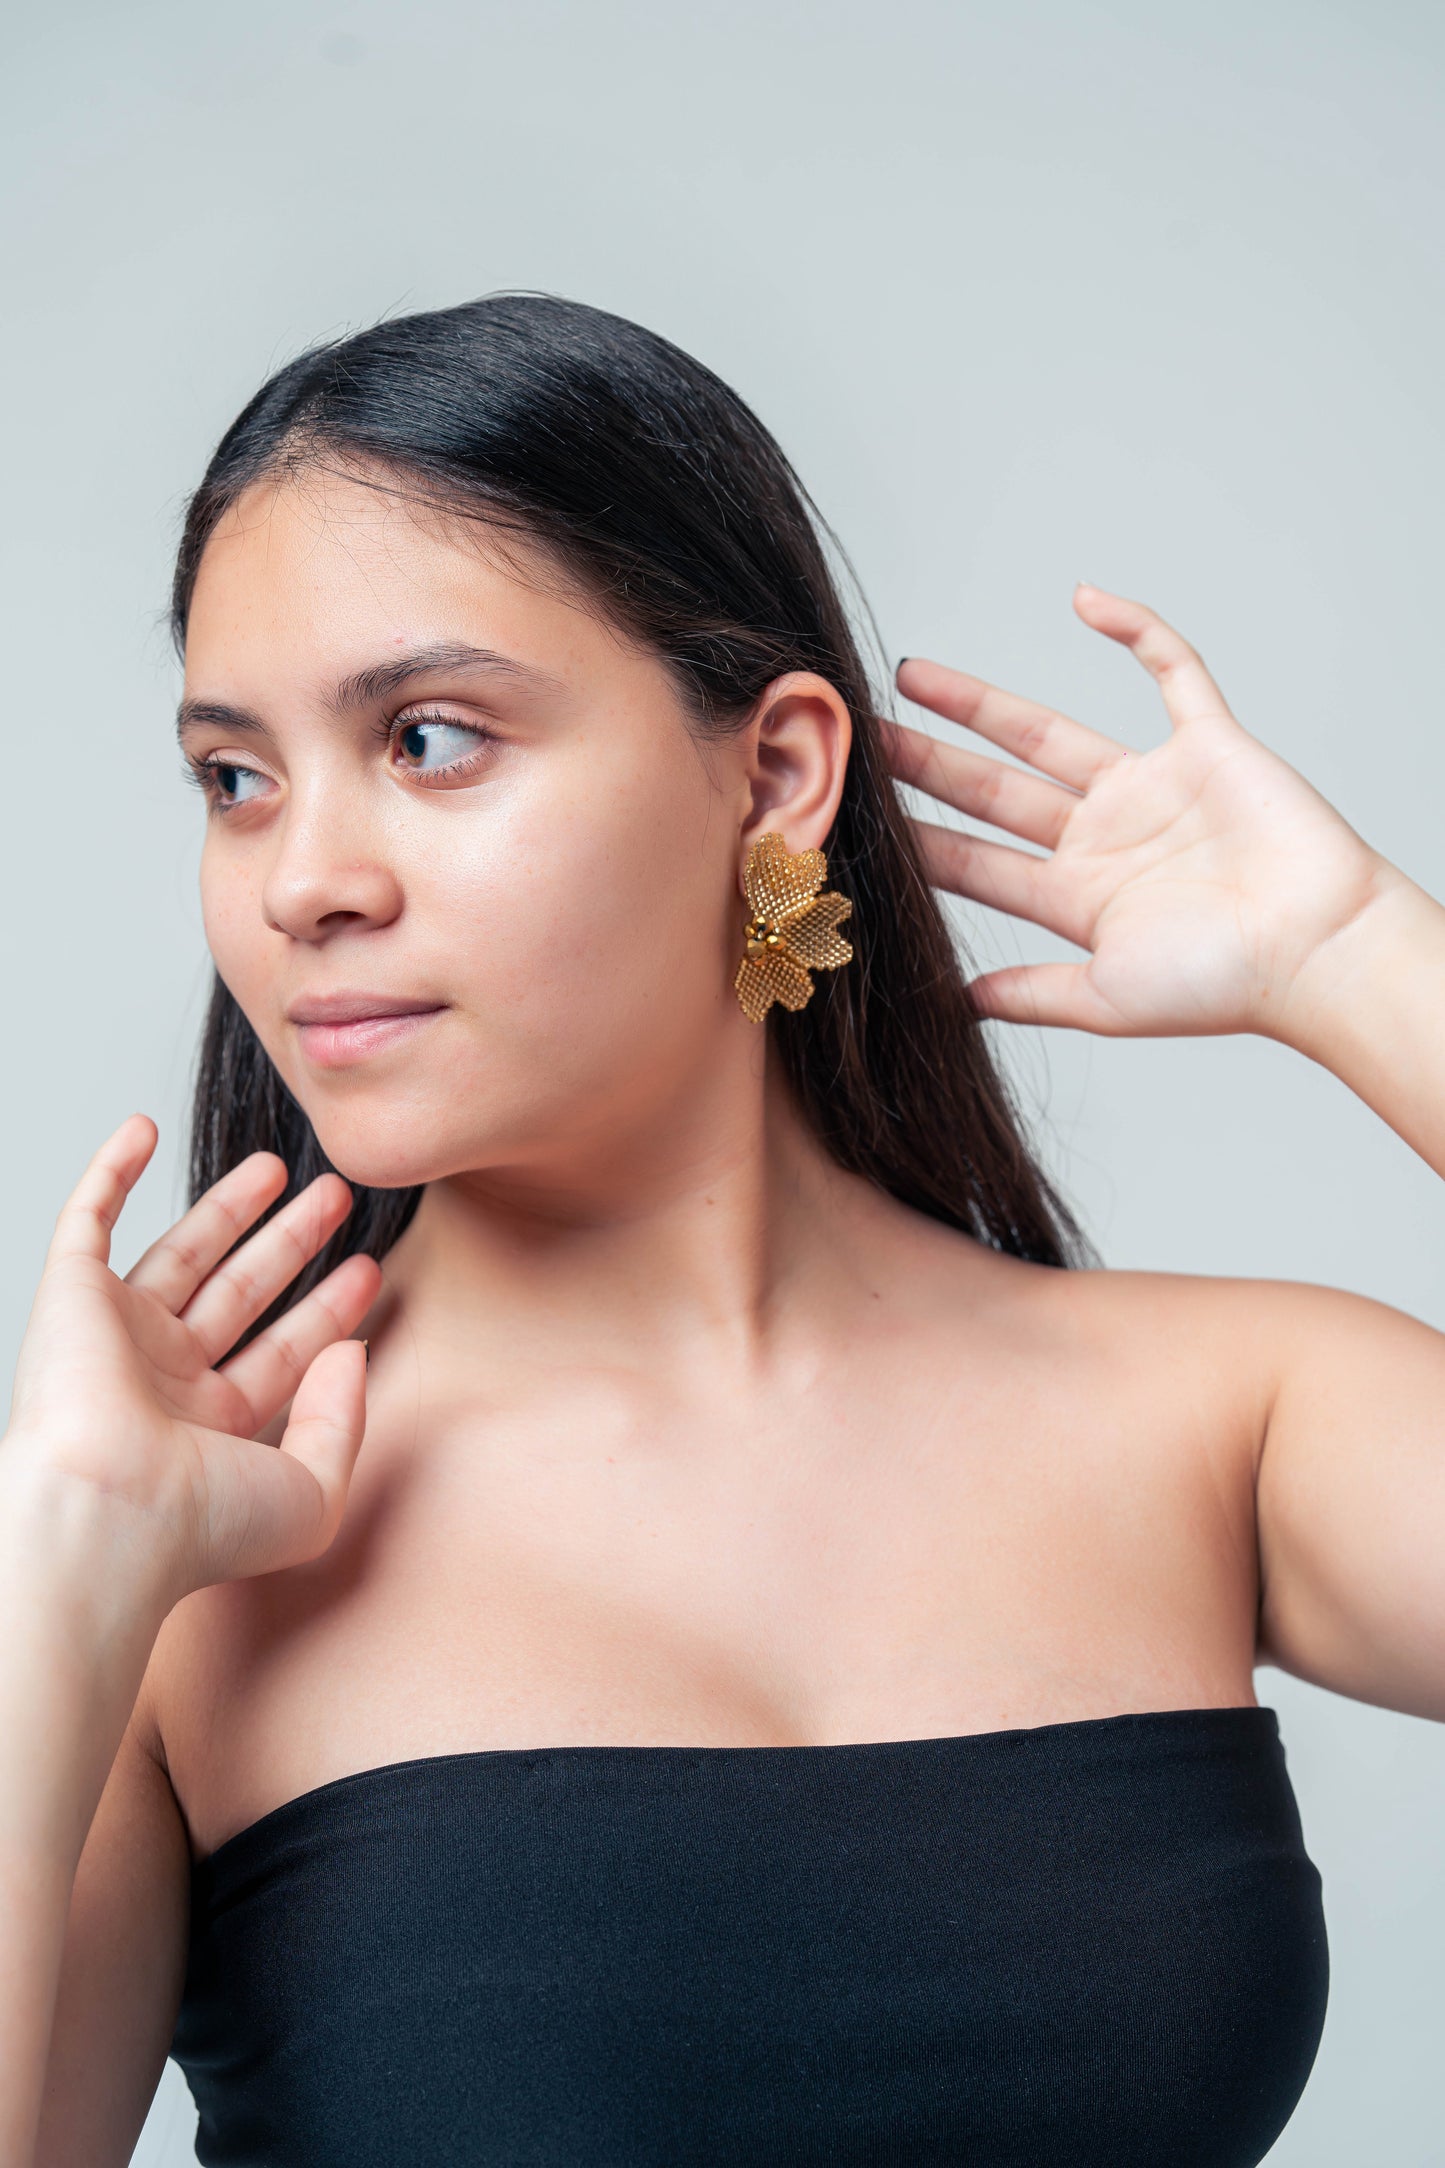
[174,291,1095,1331]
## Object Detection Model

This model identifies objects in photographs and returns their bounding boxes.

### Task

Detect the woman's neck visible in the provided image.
[373,1055,887,1382]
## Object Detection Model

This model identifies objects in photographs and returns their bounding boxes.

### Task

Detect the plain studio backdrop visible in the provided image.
[3,2,1442,2161]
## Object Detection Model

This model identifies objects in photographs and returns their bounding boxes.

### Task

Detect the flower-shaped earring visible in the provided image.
[733,832,854,1022]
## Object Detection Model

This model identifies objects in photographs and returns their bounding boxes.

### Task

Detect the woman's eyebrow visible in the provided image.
[176,642,565,742]
[176,697,264,742]
[325,641,565,712]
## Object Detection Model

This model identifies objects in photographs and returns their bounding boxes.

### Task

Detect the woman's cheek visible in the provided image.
[463,868,634,1033]
[199,872,303,1083]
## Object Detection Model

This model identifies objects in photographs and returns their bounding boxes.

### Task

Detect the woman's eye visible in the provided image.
[392,717,489,776]
[203,759,271,807]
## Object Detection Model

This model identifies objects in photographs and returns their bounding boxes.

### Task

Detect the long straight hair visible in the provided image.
[174,292,1096,1334]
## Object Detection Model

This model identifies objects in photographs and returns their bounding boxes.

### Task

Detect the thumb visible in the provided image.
[275,1337,369,1557]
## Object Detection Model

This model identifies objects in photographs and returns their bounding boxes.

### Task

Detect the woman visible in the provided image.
[4,292,1442,2167]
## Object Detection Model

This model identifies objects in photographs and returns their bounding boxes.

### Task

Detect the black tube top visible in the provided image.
[169,1705,1327,2166]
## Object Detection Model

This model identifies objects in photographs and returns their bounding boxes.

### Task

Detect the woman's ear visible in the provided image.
[737,672,852,875]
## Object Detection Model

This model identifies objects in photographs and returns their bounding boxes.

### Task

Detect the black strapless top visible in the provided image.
[170,1705,1327,2166]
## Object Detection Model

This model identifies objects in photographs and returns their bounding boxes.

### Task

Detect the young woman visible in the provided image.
[4,293,1443,2168]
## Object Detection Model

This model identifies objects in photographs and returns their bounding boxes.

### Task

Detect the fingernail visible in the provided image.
[362,1338,370,1369]
[896,656,911,669]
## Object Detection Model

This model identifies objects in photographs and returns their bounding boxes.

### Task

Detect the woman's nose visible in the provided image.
[260,795,404,942]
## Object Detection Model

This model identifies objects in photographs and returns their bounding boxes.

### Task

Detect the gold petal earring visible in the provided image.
[733,832,854,1022]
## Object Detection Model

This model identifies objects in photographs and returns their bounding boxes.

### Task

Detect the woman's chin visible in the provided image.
[307,1121,475,1195]
[319,1152,437,1192]
[307,1103,534,1194]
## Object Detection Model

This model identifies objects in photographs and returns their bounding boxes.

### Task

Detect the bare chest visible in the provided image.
[152,1275,1265,1860]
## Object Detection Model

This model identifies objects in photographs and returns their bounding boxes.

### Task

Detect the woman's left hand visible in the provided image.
[886,584,1408,1042]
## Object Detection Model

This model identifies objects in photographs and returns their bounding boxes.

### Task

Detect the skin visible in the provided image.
[5,458,1445,2162]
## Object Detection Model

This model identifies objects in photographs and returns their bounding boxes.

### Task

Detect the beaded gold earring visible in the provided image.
[733,831,854,1022]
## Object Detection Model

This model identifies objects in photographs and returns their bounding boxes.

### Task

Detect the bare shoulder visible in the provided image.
[1025,1255,1445,1443]
[880,1196,1438,1499]
[884,1198,1316,1417]
[853,1191,1297,1518]
[938,1231,1445,1717]
[937,1224,1430,1393]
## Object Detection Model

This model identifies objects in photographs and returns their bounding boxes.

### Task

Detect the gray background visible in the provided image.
[3,1,1442,2160]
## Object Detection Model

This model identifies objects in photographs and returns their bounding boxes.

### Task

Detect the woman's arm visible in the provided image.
[887,586,1445,1720]
[0,1118,378,2165]
[0,1478,191,2168]
[1273,870,1445,1177]
[1236,878,1445,1719]
[0,1469,179,2168]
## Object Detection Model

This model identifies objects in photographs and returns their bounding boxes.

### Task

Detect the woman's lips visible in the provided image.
[293,1007,446,1068]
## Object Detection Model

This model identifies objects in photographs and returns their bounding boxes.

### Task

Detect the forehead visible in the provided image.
[183,462,622,690]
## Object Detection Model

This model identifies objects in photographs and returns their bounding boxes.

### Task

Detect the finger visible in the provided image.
[116,1276,204,1378]
[46,1114,159,1268]
[125,1151,289,1311]
[912,818,1072,936]
[278,1335,369,1535]
[218,1251,382,1433]
[965,961,1131,1034]
[200,1340,369,1581]
[1072,584,1236,731]
[894,656,1129,791]
[881,717,1080,849]
[178,1174,356,1364]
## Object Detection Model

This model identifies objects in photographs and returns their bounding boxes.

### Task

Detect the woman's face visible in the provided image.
[180,462,767,1194]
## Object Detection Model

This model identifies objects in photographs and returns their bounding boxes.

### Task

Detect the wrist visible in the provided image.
[0,1446,179,1874]
[0,1438,184,1639]
[1262,861,1445,1176]
[1268,857,1445,1069]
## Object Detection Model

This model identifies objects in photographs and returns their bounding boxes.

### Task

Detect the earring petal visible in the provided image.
[734,947,815,1021]
[781,892,853,970]
[743,833,829,923]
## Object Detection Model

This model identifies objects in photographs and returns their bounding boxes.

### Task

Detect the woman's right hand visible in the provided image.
[4,1113,383,1609]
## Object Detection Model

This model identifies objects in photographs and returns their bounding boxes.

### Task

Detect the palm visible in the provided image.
[7,1119,380,1597]
[888,586,1387,1040]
